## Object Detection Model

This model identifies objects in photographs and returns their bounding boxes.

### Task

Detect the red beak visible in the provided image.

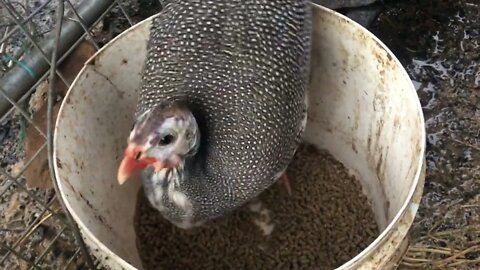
[117,144,182,185]
[117,144,158,185]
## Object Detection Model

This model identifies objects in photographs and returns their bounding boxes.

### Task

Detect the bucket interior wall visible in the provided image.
[54,21,152,268]
[305,7,423,231]
[54,6,423,269]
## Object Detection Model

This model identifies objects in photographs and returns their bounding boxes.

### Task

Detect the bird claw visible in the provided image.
[278,173,292,196]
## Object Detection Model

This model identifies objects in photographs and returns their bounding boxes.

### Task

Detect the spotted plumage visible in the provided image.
[120,0,312,228]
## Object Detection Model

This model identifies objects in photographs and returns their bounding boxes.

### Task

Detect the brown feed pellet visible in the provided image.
[134,143,379,270]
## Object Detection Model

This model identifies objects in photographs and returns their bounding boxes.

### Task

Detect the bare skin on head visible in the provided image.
[117,103,199,185]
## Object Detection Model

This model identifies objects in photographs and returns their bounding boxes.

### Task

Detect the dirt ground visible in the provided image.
[0,0,478,269]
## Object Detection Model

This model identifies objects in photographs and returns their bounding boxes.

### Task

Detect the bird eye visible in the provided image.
[159,134,176,146]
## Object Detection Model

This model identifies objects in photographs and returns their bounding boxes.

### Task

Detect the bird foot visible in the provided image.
[278,173,292,196]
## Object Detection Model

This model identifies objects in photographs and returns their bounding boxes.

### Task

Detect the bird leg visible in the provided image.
[278,173,292,196]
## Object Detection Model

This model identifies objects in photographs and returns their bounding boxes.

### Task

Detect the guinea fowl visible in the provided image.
[117,0,312,229]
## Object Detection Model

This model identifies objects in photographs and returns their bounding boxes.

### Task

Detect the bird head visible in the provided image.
[117,103,200,184]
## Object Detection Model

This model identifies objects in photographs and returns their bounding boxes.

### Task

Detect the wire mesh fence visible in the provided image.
[0,1,163,268]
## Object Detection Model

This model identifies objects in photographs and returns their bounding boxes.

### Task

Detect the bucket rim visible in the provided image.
[310,4,426,269]
[52,12,153,270]
[53,4,426,269]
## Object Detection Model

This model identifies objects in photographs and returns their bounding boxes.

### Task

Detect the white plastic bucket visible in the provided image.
[54,4,426,270]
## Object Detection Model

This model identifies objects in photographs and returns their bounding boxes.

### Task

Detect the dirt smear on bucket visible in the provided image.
[370,0,480,268]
